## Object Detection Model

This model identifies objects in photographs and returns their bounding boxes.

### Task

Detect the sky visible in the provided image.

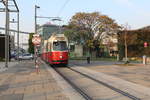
[0,0,150,32]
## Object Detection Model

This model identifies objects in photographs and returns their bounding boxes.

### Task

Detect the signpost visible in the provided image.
[32,34,41,74]
[143,42,148,65]
[144,42,148,48]
[32,34,41,56]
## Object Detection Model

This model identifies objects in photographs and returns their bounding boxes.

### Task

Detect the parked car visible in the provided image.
[14,53,23,60]
[11,53,17,59]
[21,53,34,60]
[15,53,34,60]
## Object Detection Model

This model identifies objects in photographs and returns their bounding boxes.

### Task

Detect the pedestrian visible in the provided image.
[86,51,90,64]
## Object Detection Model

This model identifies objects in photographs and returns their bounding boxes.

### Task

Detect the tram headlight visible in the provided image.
[60,56,63,58]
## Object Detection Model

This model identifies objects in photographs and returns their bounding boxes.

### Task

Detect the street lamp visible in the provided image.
[34,5,62,55]
[122,23,130,63]
[34,5,40,63]
[35,5,40,35]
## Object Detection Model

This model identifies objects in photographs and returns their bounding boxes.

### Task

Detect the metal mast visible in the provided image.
[0,0,19,68]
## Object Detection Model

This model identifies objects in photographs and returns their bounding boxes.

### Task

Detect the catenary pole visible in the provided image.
[17,12,19,61]
[34,5,36,63]
[34,5,39,63]
[5,0,9,68]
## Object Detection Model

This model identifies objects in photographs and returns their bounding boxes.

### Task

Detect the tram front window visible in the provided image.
[53,41,68,51]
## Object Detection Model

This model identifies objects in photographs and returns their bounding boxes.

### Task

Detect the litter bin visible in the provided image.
[143,55,147,65]
[87,57,90,64]
[86,51,90,64]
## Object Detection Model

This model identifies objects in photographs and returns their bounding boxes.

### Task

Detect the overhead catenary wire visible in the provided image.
[57,0,71,17]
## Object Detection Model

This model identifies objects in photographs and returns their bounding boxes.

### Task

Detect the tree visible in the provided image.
[118,29,150,58]
[28,33,34,54]
[64,12,120,57]
[69,12,119,47]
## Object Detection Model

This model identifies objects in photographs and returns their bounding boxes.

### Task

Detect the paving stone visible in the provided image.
[23,93,46,100]
[0,93,23,100]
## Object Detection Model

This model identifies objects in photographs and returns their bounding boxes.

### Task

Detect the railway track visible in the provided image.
[53,67,92,100]
[53,66,141,100]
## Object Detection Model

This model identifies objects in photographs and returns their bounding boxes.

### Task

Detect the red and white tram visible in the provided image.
[41,33,68,66]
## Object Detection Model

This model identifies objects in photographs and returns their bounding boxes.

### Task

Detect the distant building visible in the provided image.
[18,34,29,51]
[102,34,118,56]
[37,24,60,40]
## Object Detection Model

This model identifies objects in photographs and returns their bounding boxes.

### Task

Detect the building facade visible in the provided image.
[37,24,60,40]
[102,34,118,56]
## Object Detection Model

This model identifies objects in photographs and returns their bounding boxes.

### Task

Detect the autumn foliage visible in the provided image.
[64,12,120,53]
[118,29,150,58]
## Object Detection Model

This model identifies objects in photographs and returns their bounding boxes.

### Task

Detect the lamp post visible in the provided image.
[34,5,61,58]
[124,28,128,62]
[34,5,40,63]
[35,5,40,35]
[123,23,130,63]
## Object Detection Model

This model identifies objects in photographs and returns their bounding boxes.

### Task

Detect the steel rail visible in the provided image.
[68,67,141,100]
[53,67,93,100]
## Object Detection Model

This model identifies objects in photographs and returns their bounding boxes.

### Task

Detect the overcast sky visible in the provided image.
[0,0,150,32]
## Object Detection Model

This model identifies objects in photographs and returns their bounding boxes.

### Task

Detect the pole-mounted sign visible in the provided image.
[144,42,148,48]
[32,34,41,45]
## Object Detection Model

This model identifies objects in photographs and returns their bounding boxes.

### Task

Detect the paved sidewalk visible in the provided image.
[0,60,84,100]
[0,61,18,72]
[0,60,68,100]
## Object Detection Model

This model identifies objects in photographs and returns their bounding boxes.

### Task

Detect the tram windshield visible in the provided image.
[53,41,68,51]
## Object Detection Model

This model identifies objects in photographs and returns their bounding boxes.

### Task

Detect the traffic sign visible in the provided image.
[32,36,41,45]
[144,42,148,48]
[33,34,40,37]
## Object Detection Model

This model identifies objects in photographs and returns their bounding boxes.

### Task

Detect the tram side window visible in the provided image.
[53,41,67,51]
